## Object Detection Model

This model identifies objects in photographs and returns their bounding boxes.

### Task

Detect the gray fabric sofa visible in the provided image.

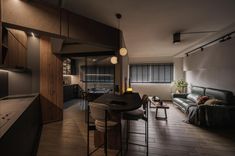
[172,86,235,127]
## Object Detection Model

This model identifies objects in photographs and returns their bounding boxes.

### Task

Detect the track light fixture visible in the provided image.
[173,30,218,44]
[184,31,234,57]
[220,35,232,43]
[173,32,181,44]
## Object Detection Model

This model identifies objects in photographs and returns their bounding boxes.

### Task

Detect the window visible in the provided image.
[130,64,173,83]
[81,65,114,83]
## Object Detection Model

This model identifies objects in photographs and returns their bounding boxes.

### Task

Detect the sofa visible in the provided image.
[172,86,235,127]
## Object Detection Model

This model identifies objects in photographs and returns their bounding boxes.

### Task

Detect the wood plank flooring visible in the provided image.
[37,99,235,156]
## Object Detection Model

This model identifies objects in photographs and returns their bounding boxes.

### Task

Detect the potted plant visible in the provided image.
[174,80,188,93]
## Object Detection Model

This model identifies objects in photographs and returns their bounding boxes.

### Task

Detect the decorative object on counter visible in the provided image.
[149,96,161,108]
[63,75,71,85]
[174,79,188,93]
[126,87,133,93]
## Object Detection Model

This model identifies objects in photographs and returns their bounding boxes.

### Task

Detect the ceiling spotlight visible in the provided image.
[173,32,181,44]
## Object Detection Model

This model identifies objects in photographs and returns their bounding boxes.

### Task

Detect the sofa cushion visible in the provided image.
[197,96,209,105]
[204,99,225,106]
[205,88,233,105]
[187,94,200,103]
[191,86,205,96]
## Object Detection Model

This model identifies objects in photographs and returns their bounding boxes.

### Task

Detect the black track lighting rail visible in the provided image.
[185,31,235,56]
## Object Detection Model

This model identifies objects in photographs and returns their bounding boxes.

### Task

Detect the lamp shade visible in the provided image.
[110,56,118,64]
[119,47,128,56]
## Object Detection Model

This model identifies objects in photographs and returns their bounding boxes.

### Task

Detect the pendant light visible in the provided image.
[110,56,118,64]
[116,13,128,56]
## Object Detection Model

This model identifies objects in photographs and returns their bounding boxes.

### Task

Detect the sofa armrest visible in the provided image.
[171,93,188,99]
[198,105,235,127]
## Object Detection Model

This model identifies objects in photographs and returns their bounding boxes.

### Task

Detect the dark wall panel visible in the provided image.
[0,71,8,98]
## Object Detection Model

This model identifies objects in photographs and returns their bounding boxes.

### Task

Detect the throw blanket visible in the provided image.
[185,104,234,127]
[185,105,200,125]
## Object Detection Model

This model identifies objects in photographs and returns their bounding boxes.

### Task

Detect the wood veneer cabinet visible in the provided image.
[40,37,63,123]
[1,28,28,69]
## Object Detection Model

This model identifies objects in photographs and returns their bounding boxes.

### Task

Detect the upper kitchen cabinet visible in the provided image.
[1,27,28,69]
[2,0,61,36]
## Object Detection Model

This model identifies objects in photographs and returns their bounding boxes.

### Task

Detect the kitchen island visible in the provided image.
[0,94,42,156]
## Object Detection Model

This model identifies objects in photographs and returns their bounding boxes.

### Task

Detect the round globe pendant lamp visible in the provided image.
[110,56,118,64]
[119,47,128,56]
[116,13,128,56]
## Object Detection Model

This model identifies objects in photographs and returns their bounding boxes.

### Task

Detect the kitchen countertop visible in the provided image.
[0,94,39,138]
[63,84,78,86]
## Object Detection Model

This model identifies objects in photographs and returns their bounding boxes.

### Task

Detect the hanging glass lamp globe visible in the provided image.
[119,47,128,56]
[110,56,118,64]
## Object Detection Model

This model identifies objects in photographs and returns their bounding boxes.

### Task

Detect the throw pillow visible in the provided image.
[197,96,209,105]
[204,99,224,106]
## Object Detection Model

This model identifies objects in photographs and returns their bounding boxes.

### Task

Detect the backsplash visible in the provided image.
[63,75,71,85]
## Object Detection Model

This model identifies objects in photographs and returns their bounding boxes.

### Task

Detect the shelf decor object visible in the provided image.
[63,58,71,75]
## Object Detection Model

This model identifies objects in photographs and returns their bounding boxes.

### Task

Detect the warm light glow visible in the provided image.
[110,56,118,64]
[126,87,133,92]
[31,32,35,37]
[119,47,128,56]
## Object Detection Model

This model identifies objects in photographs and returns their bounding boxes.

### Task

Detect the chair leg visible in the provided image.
[145,121,147,143]
[147,109,149,155]
[164,108,167,120]
[155,108,158,118]
[87,106,90,156]
[119,123,123,156]
[104,110,108,156]
[126,120,129,151]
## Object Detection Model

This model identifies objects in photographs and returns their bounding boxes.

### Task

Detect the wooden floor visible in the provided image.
[37,99,235,156]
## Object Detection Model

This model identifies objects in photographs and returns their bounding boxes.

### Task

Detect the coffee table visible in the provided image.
[155,103,169,120]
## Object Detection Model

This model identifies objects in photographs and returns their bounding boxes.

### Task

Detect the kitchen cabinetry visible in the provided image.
[63,84,79,102]
[40,37,63,123]
[0,95,42,156]
[1,27,28,69]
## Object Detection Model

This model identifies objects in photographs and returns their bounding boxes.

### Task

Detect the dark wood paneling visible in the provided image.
[2,0,61,36]
[40,37,63,123]
[67,11,119,49]
[2,1,119,50]
[3,28,27,68]
[0,71,8,98]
